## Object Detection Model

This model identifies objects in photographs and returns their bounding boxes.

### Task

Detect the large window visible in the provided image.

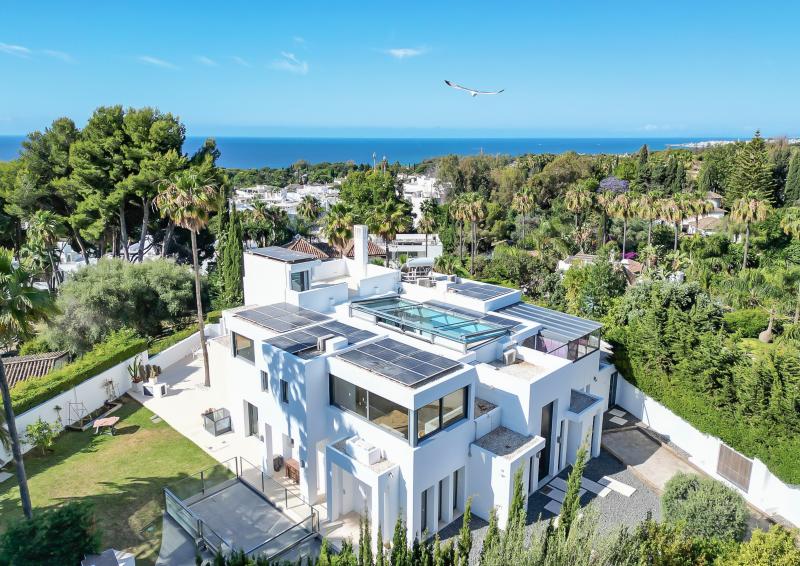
[290,270,310,292]
[233,332,255,363]
[329,374,409,439]
[416,387,468,442]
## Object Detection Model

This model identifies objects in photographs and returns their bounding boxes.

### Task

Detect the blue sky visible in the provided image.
[0,1,797,138]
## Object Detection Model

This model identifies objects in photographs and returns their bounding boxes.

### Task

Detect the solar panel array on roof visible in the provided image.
[448,281,515,300]
[265,321,376,355]
[249,246,318,263]
[498,302,602,341]
[338,338,462,387]
[235,303,330,332]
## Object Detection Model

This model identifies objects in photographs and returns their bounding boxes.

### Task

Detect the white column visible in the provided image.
[591,412,602,458]
[559,419,569,470]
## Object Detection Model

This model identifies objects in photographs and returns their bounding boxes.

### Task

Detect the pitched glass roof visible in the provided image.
[498,302,601,342]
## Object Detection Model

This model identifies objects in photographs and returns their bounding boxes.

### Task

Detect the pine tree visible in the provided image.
[729,131,774,203]
[454,497,472,566]
[559,442,588,537]
[479,507,500,566]
[785,151,800,204]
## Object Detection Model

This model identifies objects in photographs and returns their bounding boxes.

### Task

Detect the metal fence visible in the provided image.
[167,457,238,502]
[164,487,233,556]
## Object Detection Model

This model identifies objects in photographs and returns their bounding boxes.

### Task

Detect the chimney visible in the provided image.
[353,224,369,277]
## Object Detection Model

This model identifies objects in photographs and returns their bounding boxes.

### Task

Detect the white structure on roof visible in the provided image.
[209,225,616,548]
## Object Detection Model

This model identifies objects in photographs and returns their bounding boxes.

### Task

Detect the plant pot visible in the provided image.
[131,381,143,393]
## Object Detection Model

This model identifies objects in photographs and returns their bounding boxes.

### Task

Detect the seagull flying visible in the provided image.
[444,80,504,97]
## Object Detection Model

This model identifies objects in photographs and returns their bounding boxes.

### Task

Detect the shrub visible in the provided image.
[10,328,147,414]
[149,326,197,357]
[723,309,770,338]
[0,501,101,566]
[662,473,749,542]
[17,336,51,355]
[25,418,59,455]
[719,525,800,565]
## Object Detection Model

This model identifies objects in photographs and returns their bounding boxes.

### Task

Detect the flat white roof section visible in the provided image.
[447,281,516,300]
[568,389,603,415]
[498,301,602,341]
[473,426,545,460]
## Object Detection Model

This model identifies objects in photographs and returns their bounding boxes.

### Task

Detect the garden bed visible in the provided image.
[65,400,123,432]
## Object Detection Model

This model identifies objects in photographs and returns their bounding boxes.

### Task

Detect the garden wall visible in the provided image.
[616,375,800,528]
[1,323,221,463]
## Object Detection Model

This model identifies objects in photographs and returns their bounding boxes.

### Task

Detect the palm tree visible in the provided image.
[609,192,635,259]
[511,190,534,242]
[22,211,63,292]
[725,268,785,342]
[155,168,220,388]
[265,206,290,245]
[730,193,772,270]
[596,191,615,244]
[297,195,322,225]
[564,183,593,229]
[417,213,436,259]
[635,193,659,246]
[369,200,409,265]
[463,193,486,275]
[0,248,54,519]
[659,197,687,252]
[690,196,714,237]
[322,203,353,252]
[449,196,467,262]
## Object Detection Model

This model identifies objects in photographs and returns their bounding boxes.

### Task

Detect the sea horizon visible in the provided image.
[0,134,740,169]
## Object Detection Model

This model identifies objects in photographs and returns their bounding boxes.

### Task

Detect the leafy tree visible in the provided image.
[662,472,749,542]
[720,525,800,566]
[155,163,220,387]
[784,150,800,204]
[562,260,627,319]
[0,501,101,566]
[24,418,59,455]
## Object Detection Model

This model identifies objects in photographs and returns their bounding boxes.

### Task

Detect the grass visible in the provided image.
[0,397,221,565]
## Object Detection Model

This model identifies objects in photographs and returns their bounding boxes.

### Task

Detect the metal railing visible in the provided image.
[167,457,238,502]
[237,456,318,527]
[164,487,233,556]
[244,511,318,560]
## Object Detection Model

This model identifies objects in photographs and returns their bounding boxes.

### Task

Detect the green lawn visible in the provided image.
[0,397,220,564]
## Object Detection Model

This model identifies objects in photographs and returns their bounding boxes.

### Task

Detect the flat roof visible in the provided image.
[569,389,602,415]
[447,281,515,300]
[337,337,462,388]
[235,303,330,333]
[498,301,602,342]
[247,246,318,263]
[473,426,543,460]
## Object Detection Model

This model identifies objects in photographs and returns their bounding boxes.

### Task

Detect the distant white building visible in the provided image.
[683,191,726,236]
[234,183,340,217]
[208,225,615,549]
[399,175,445,225]
[388,233,443,262]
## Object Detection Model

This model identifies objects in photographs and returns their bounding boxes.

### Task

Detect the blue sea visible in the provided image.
[0,135,718,169]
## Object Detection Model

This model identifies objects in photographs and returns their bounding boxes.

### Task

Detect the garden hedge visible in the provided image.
[10,328,148,414]
[148,326,198,357]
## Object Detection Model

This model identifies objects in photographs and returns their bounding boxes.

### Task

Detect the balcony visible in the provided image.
[525,329,600,362]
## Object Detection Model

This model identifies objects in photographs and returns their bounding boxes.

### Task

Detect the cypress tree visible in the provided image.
[454,497,472,566]
[500,469,527,563]
[221,203,244,307]
[785,151,800,204]
[559,443,588,537]
[478,507,500,566]
[410,536,421,566]
[390,516,407,566]
[376,524,385,566]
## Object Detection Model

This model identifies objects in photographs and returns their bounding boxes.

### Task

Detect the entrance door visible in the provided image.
[246,402,259,437]
[538,401,554,481]
[609,371,618,407]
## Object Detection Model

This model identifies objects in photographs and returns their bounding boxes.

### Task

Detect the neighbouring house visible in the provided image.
[3,351,69,389]
[557,254,642,285]
[685,215,725,236]
[387,233,443,262]
[207,225,616,547]
[285,235,386,261]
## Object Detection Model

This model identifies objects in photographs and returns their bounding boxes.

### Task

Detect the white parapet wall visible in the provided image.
[148,323,221,369]
[616,375,800,528]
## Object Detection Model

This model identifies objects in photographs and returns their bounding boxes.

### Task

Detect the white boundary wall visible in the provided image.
[1,323,220,462]
[616,375,800,527]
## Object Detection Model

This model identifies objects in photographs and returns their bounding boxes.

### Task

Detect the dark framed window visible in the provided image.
[290,270,310,292]
[260,370,269,392]
[416,387,468,442]
[280,379,289,404]
[329,374,409,440]
[233,332,255,363]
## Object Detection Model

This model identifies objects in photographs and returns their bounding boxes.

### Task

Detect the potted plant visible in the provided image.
[128,355,144,393]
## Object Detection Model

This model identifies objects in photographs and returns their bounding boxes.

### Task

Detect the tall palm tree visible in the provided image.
[449,196,467,262]
[156,168,220,388]
[511,190,534,242]
[659,196,687,252]
[297,195,322,225]
[369,200,409,265]
[322,203,354,252]
[780,207,800,321]
[635,193,659,246]
[595,191,615,245]
[731,193,772,270]
[265,206,290,245]
[22,211,63,292]
[463,193,486,275]
[0,248,54,519]
[609,192,635,259]
[417,213,436,259]
[564,183,593,229]
[690,196,714,237]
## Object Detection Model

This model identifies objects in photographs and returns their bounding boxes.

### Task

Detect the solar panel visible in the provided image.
[235,303,332,333]
[498,302,602,341]
[448,281,515,300]
[249,246,318,263]
[336,338,462,387]
[265,319,376,355]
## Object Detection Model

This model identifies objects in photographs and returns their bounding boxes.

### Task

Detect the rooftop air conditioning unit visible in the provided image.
[317,334,336,351]
[503,348,517,366]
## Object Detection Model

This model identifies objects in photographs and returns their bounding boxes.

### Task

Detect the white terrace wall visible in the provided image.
[1,323,221,463]
[616,375,800,528]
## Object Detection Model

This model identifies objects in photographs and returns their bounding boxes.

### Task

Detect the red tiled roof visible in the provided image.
[285,237,338,259]
[4,351,69,389]
[343,239,386,258]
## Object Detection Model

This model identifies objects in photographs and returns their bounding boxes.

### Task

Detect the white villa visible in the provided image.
[208,225,615,547]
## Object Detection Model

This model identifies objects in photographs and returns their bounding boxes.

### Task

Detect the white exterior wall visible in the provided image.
[616,376,800,528]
